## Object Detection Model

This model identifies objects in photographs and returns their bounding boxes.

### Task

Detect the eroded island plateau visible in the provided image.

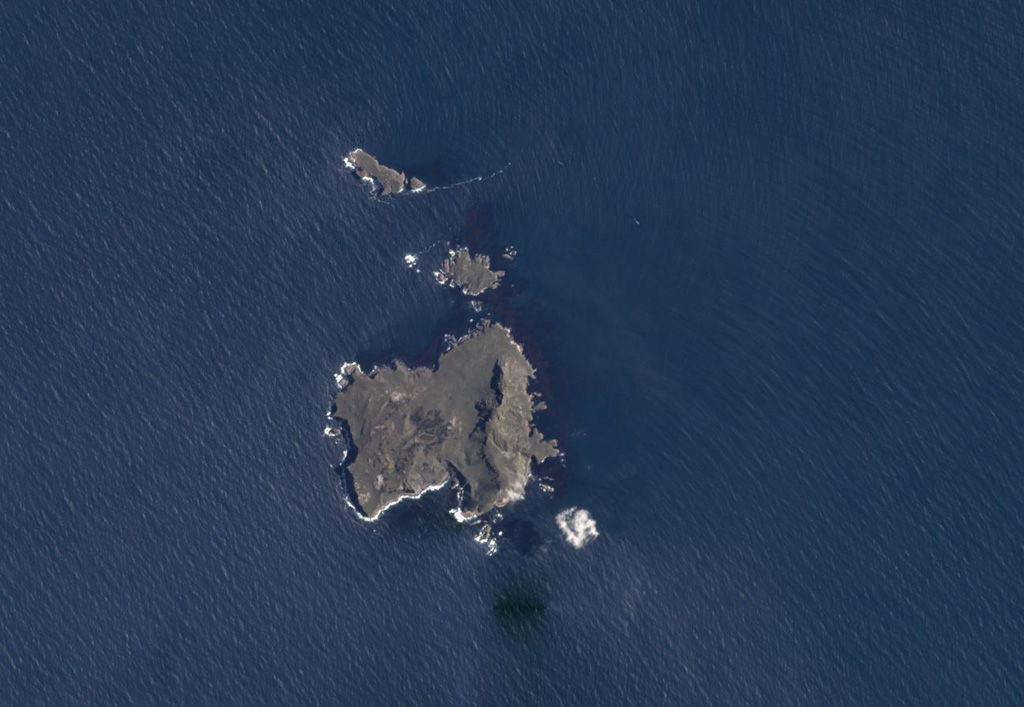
[331,321,558,521]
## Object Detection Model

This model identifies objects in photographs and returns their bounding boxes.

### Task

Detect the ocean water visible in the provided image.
[2,0,1023,704]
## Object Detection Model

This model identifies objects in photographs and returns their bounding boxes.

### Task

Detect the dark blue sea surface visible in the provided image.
[3,0,1023,704]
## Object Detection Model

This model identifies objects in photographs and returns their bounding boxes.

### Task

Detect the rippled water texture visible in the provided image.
[2,1,1023,704]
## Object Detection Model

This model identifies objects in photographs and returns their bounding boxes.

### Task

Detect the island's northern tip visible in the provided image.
[331,321,558,522]
[344,148,425,196]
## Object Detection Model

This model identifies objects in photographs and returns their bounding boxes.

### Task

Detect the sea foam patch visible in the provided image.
[556,507,599,549]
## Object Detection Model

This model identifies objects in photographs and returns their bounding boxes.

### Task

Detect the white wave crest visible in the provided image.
[556,507,599,549]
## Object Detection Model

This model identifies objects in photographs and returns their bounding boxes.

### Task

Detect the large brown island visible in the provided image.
[331,322,558,521]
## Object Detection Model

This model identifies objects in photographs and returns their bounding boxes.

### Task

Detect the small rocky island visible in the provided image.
[331,322,558,521]
[344,148,426,195]
[435,247,504,296]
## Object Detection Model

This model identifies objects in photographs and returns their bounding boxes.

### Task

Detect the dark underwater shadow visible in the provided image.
[492,578,549,640]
